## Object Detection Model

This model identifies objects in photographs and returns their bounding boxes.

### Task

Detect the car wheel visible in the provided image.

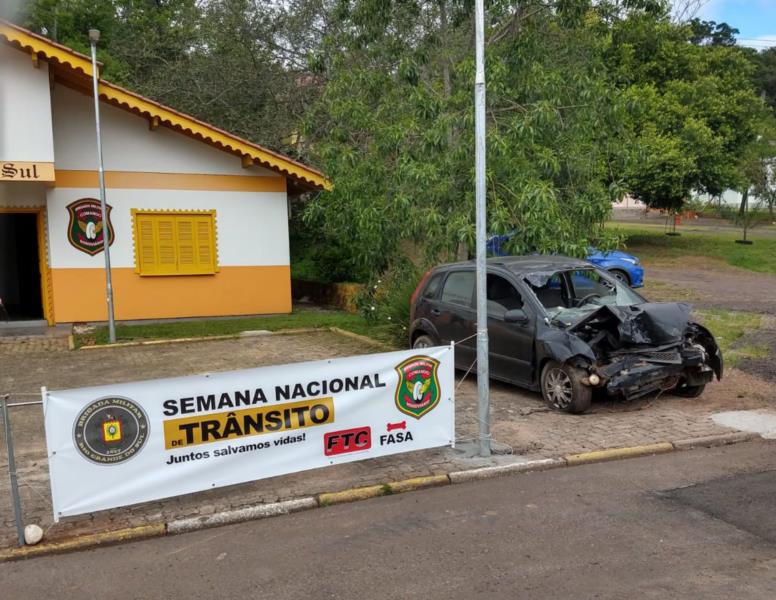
[412,334,436,349]
[673,382,706,398]
[608,268,630,286]
[541,361,592,414]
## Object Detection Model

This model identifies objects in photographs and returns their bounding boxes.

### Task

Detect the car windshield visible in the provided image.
[525,268,643,326]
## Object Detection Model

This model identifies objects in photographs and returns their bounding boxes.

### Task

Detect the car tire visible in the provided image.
[541,361,592,414]
[412,334,436,349]
[673,382,706,398]
[608,268,630,286]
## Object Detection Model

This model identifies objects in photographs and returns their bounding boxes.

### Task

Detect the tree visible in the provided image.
[303,0,636,278]
[749,47,776,115]
[740,118,776,221]
[688,19,738,46]
[609,9,765,212]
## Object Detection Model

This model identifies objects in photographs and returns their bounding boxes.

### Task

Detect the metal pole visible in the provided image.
[474,0,490,456]
[1,395,25,546]
[89,29,117,344]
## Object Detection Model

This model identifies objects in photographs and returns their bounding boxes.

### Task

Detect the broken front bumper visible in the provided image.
[599,360,714,401]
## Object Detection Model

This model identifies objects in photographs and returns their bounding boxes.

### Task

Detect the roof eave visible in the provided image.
[0,19,331,193]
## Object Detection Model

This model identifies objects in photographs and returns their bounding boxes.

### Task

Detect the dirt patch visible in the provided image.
[735,316,776,384]
[643,262,776,315]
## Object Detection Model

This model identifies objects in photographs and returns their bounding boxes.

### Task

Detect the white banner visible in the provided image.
[43,346,455,519]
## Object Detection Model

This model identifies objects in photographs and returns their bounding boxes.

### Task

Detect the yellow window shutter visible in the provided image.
[137,215,157,274]
[156,218,177,273]
[176,218,196,273]
[195,216,215,272]
[133,211,216,276]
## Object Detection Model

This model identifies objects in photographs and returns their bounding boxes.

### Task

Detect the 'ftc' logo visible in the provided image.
[324,427,371,456]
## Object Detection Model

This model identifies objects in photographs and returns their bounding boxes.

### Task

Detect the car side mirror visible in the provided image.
[504,308,529,325]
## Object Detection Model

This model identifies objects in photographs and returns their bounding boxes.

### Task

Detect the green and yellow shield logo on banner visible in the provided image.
[394,355,441,419]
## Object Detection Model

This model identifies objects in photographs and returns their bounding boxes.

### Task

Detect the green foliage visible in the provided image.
[749,47,776,114]
[289,199,362,282]
[609,10,767,210]
[688,19,738,47]
[305,0,635,275]
[356,260,420,345]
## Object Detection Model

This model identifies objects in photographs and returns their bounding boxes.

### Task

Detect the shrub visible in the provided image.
[357,260,422,346]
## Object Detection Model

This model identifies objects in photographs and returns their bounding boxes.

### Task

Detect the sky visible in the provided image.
[693,0,776,49]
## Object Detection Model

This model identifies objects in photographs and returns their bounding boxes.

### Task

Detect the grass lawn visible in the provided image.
[607,224,776,274]
[79,308,400,347]
[694,308,770,367]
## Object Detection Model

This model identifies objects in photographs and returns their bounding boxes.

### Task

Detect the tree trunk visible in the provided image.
[456,240,469,261]
[739,188,749,240]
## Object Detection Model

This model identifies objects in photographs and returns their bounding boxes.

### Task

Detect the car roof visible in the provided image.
[435,255,592,274]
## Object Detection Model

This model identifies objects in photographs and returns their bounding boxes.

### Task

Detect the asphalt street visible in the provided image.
[3,440,776,599]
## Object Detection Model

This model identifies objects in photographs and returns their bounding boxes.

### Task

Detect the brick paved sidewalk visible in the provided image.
[1,331,772,548]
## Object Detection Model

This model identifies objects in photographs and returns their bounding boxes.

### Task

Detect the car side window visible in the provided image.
[569,269,613,297]
[422,273,444,299]
[487,274,523,317]
[441,271,475,307]
[530,273,569,309]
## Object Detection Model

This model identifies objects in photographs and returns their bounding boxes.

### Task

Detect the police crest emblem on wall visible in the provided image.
[66,198,115,256]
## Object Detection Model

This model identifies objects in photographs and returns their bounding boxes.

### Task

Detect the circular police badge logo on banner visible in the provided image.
[73,397,149,465]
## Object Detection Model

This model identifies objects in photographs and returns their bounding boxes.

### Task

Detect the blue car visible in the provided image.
[486,233,644,288]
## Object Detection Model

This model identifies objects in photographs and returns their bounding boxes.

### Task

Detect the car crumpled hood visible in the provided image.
[536,302,695,365]
[569,302,691,346]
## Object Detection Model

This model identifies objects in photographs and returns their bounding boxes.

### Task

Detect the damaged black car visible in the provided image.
[409,256,722,414]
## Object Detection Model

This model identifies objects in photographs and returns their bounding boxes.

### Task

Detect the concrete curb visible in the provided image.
[565,442,674,466]
[328,327,395,350]
[77,328,328,350]
[75,326,393,351]
[0,524,165,562]
[1,433,765,561]
[167,497,317,535]
[671,431,759,449]
[387,474,449,493]
[319,484,388,506]
[448,458,567,483]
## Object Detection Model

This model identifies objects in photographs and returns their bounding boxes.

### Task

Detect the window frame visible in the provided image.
[486,272,525,319]
[131,209,219,277]
[440,269,476,309]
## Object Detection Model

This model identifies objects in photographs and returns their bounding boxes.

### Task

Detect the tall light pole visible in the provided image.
[89,29,116,344]
[474,0,490,456]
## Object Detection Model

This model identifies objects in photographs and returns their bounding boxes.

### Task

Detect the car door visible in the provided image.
[486,271,535,385]
[435,269,476,369]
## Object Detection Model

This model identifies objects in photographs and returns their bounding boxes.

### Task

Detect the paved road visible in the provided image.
[3,440,776,599]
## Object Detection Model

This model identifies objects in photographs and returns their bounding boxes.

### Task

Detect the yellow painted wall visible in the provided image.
[51,265,291,322]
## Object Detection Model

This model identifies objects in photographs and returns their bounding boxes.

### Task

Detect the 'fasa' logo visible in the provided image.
[394,355,441,419]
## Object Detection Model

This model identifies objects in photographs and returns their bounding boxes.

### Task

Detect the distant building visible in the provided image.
[0,20,329,325]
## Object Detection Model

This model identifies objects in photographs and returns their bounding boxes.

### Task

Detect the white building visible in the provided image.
[0,20,329,325]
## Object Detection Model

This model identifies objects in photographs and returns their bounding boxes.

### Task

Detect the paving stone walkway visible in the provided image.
[1,330,773,548]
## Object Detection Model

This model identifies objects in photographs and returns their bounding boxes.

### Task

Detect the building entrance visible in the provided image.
[0,212,44,320]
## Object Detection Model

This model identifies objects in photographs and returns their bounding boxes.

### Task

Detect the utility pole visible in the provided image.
[474,0,490,456]
[89,29,116,344]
